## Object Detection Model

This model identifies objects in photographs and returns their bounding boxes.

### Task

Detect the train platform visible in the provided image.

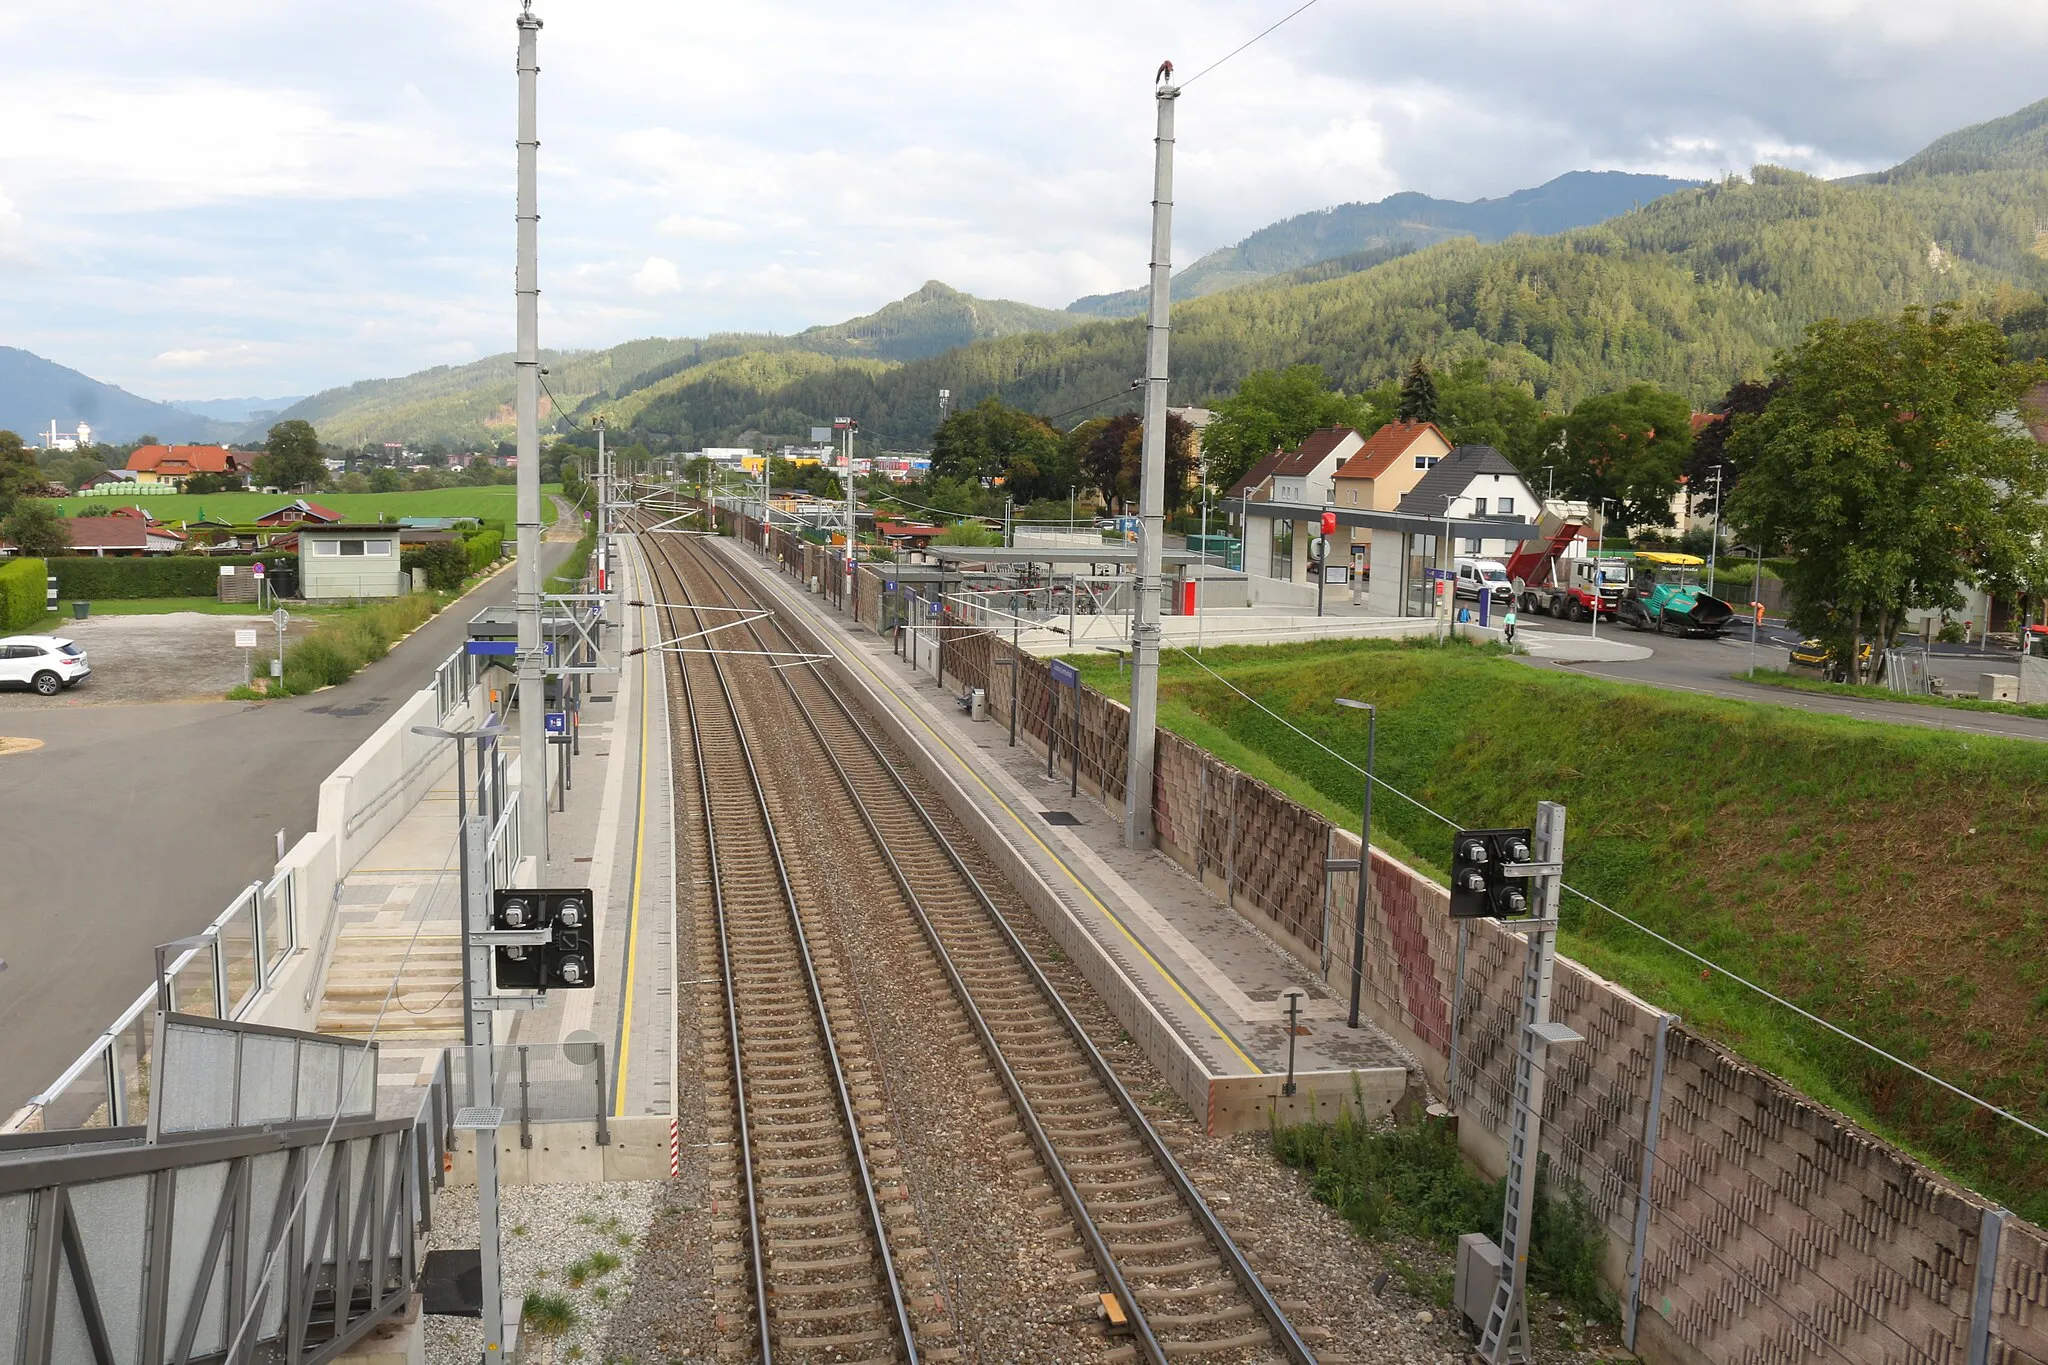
[321,531,676,1128]
[713,539,1417,1131]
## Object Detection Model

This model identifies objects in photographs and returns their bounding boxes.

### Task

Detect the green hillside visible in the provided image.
[265,283,1081,450]
[269,96,2048,455]
[625,94,2048,449]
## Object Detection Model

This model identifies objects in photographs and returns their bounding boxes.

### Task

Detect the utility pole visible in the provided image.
[1123,69,1177,851]
[514,0,547,865]
[593,416,609,595]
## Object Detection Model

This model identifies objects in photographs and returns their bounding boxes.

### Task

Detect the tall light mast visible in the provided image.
[514,0,547,861]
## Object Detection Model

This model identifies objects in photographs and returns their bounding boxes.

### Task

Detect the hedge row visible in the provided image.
[0,558,47,630]
[463,529,503,575]
[50,554,296,600]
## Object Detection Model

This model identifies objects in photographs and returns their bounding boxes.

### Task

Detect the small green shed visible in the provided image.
[298,524,405,600]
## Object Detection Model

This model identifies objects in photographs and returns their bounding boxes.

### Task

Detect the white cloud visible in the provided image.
[8,0,2048,397]
[630,256,683,297]
[660,214,745,241]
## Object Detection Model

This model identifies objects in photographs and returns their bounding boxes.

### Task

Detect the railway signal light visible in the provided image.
[492,888,596,991]
[1449,829,1535,919]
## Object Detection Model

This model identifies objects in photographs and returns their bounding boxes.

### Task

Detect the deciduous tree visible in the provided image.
[1727,306,2048,674]
[1200,366,1378,492]
[1079,412,1196,514]
[929,398,1069,501]
[1,499,70,559]
[0,431,42,519]
[257,420,326,491]
[1555,383,1694,532]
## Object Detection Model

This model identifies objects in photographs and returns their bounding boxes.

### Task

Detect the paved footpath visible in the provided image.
[316,530,675,1125]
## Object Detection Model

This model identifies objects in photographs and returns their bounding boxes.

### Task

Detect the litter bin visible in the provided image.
[72,601,89,620]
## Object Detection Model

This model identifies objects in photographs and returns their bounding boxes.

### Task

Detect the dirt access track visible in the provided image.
[0,611,324,707]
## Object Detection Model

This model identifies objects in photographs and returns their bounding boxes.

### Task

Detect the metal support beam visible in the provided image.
[1623,1013,1674,1351]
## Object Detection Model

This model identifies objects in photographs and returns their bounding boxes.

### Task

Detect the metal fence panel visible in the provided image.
[0,1193,28,1365]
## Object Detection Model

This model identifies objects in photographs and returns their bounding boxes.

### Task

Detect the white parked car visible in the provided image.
[0,635,91,695]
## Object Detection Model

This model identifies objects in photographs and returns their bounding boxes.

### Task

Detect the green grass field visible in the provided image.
[1069,638,2048,1220]
[48,485,563,526]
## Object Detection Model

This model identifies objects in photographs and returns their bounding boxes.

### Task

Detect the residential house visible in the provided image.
[125,445,248,487]
[1329,420,1453,563]
[1392,445,1538,562]
[254,499,343,527]
[60,516,188,556]
[1268,427,1365,504]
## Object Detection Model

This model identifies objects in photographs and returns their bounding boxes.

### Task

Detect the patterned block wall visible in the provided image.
[816,608,2044,1365]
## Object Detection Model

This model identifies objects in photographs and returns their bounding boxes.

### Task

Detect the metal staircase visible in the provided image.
[0,1012,451,1365]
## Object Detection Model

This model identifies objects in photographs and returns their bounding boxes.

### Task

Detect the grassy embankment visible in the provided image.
[1069,638,2048,1222]
[48,486,563,525]
[1742,666,2048,720]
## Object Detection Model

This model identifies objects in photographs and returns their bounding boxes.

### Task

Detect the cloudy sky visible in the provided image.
[5,0,2048,404]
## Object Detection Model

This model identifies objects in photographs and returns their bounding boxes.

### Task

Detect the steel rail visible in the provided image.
[676,521,1318,1365]
[642,515,921,1365]
[650,553,771,1361]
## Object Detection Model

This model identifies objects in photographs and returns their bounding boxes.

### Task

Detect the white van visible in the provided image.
[1454,558,1514,603]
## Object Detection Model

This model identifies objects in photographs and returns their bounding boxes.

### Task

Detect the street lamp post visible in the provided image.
[1333,698,1376,1029]
[1705,466,1723,596]
[1592,498,1614,644]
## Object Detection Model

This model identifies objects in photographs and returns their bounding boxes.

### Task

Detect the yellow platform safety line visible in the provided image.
[828,600,1260,1075]
[613,590,653,1112]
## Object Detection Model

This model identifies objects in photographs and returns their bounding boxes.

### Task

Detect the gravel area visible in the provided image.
[605,536,1632,1364]
[423,1179,660,1365]
[0,610,321,706]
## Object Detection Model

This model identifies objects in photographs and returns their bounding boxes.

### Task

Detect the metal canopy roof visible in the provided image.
[1237,498,1541,542]
[922,546,1204,566]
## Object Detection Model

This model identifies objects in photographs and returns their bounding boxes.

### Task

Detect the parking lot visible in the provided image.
[0,610,323,706]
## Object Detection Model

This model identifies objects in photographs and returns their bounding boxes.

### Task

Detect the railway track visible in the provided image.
[635,511,1321,1365]
[653,531,939,1364]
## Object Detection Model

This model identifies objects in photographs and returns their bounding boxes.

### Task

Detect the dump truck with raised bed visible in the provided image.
[1506,500,1624,621]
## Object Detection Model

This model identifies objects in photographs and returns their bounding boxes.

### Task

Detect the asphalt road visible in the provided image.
[1513,611,2048,741]
[0,542,572,1121]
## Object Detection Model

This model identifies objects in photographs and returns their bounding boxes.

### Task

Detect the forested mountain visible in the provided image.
[256,94,2048,454]
[615,95,2048,449]
[0,347,237,443]
[260,282,1083,449]
[1067,170,1700,317]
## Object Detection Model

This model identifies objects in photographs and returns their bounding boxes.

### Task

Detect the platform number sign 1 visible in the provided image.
[491,888,596,990]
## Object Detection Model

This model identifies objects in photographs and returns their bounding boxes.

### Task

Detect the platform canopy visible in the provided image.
[1238,498,1541,542]
[922,545,1205,567]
